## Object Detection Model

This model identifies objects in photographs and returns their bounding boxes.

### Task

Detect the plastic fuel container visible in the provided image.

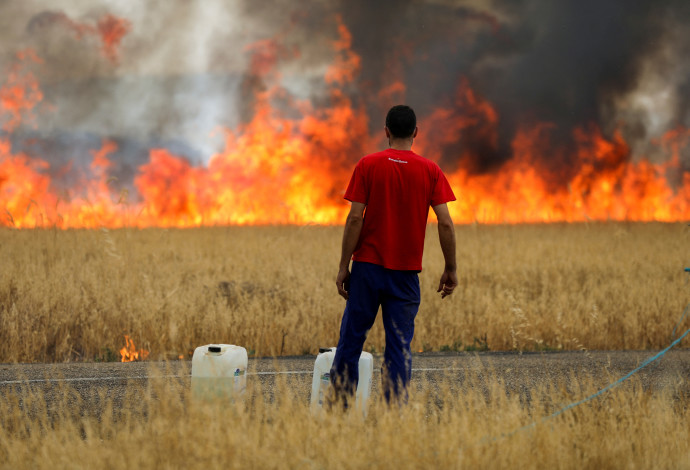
[310,347,373,414]
[191,344,247,400]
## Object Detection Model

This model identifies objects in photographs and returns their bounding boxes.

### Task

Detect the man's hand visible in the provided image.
[437,269,458,299]
[336,265,351,300]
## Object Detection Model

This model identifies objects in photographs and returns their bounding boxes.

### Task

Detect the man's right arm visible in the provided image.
[432,203,457,299]
[336,201,366,300]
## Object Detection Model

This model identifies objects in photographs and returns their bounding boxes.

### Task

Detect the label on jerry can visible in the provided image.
[318,372,330,406]
[233,368,247,393]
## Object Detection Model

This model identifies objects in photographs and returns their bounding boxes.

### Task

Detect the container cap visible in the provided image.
[208,346,221,353]
[319,347,333,353]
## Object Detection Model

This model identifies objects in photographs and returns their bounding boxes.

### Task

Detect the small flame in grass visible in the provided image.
[120,335,149,362]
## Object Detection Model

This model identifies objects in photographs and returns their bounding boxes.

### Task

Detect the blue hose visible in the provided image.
[491,270,690,442]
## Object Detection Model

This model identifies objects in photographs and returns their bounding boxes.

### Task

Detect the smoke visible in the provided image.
[1,0,690,188]
[333,0,690,175]
[482,0,690,165]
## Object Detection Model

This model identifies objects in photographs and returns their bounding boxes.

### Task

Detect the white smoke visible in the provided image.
[1,0,339,161]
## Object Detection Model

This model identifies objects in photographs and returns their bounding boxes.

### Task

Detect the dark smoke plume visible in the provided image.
[335,0,690,175]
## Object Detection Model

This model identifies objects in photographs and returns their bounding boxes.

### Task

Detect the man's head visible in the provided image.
[385,105,417,140]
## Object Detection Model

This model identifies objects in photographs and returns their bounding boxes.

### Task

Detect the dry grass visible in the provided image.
[0,366,688,469]
[0,223,688,363]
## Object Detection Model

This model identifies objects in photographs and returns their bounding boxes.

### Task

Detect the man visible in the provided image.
[330,104,458,406]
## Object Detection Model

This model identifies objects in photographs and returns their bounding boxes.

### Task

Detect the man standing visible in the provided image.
[330,105,458,406]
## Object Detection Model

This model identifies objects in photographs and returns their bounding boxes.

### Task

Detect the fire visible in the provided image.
[0,50,43,132]
[120,335,150,363]
[96,14,132,63]
[1,18,690,228]
[27,12,130,64]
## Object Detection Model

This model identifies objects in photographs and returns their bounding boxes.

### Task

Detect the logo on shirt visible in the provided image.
[388,157,408,164]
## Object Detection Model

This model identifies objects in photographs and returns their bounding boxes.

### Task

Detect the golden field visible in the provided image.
[0,223,688,363]
[1,223,689,469]
[0,366,688,469]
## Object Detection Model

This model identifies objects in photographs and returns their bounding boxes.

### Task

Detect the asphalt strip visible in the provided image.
[0,367,469,385]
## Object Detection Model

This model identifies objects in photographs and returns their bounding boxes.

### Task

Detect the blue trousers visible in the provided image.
[330,261,420,404]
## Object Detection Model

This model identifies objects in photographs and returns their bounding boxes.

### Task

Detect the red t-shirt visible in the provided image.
[344,148,456,271]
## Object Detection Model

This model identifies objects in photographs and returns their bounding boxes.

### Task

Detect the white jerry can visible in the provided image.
[191,344,248,400]
[310,347,373,414]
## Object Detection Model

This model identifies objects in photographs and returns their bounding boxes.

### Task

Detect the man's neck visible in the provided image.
[389,139,413,151]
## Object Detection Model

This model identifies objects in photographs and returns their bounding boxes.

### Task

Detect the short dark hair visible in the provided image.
[385,105,416,139]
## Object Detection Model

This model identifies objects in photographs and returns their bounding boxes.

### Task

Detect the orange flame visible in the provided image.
[0,50,43,132]
[2,21,690,228]
[120,335,150,363]
[96,14,132,64]
[30,12,131,64]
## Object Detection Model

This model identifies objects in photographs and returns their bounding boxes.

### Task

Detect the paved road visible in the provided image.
[1,350,688,409]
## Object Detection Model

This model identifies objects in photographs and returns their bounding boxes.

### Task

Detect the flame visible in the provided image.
[27,12,130,64]
[120,335,150,362]
[2,19,690,228]
[0,50,43,132]
[96,14,132,64]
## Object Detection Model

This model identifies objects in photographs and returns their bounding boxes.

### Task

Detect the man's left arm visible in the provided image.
[336,201,366,300]
[432,202,458,299]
